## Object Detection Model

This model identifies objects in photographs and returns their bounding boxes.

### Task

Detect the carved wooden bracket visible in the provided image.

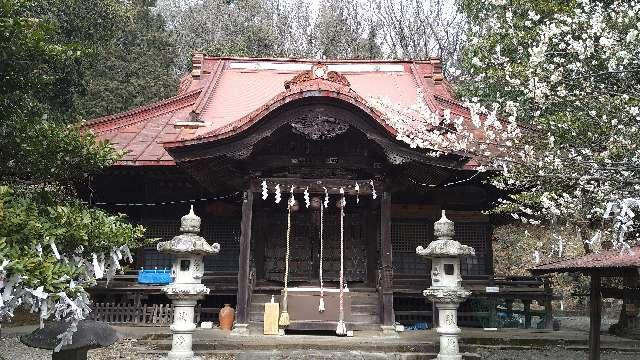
[284,63,351,90]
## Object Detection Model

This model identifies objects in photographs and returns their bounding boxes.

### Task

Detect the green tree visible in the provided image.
[312,0,379,59]
[161,0,283,71]
[0,0,146,348]
[72,3,179,119]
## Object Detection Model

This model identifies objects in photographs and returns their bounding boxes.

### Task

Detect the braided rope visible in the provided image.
[284,201,291,297]
[336,195,346,335]
[279,195,293,326]
[319,200,325,311]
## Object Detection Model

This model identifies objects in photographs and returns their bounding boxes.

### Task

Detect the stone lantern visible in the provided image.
[416,210,475,360]
[157,206,220,360]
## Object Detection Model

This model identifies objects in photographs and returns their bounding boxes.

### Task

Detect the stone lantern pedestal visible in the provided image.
[157,206,220,360]
[417,210,475,360]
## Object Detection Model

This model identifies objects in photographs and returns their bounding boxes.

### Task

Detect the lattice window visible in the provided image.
[454,222,489,275]
[391,220,490,276]
[140,219,240,272]
[140,220,179,269]
[202,221,240,272]
[391,220,433,274]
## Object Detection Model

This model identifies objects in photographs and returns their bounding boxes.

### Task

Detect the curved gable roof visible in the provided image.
[84,56,467,166]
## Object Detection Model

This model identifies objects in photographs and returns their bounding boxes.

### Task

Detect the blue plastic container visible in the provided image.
[137,268,172,285]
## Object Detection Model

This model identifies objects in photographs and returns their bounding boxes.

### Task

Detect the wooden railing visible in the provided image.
[89,302,222,326]
[91,270,239,294]
[392,273,557,329]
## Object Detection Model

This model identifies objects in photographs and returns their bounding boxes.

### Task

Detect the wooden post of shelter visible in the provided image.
[543,277,554,329]
[235,190,254,330]
[380,191,395,330]
[589,273,602,360]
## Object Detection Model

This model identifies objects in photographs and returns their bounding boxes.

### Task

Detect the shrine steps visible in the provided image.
[135,330,484,359]
[137,349,482,359]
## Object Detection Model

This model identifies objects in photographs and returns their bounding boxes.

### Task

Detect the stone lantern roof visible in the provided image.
[416,210,475,258]
[157,206,220,255]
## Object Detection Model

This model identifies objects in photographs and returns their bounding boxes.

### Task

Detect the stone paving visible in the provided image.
[2,318,640,360]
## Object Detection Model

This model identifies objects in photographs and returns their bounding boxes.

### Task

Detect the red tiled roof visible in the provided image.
[530,246,640,275]
[84,56,472,166]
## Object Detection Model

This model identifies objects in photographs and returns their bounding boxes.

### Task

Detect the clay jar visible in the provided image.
[218,304,235,330]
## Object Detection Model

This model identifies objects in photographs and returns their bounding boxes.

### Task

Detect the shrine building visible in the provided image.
[84,55,553,331]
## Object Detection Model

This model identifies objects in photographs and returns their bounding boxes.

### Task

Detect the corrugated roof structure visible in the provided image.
[530,246,640,275]
[84,56,474,166]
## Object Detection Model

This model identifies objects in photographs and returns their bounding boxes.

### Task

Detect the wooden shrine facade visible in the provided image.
[84,57,555,331]
[87,97,498,330]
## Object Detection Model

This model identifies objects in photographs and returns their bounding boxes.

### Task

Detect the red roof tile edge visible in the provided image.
[530,246,640,274]
[83,88,203,129]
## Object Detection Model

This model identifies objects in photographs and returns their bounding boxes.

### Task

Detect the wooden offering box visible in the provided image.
[286,287,351,331]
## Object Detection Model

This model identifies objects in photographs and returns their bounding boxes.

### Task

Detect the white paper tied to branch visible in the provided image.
[29,286,48,300]
[111,251,121,270]
[533,250,541,264]
[0,259,9,288]
[120,245,133,263]
[261,180,268,200]
[585,230,602,248]
[50,240,61,260]
[355,182,360,203]
[2,274,21,302]
[35,243,43,257]
[92,253,104,279]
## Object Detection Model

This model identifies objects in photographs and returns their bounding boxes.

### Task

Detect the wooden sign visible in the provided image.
[263,302,279,335]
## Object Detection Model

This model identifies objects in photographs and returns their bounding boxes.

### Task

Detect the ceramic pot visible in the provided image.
[218,304,235,330]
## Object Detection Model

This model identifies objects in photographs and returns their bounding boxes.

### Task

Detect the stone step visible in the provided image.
[352,304,378,314]
[141,338,436,353]
[351,314,379,324]
[137,349,480,360]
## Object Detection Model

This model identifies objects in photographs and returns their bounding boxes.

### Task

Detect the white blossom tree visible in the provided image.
[370,0,640,262]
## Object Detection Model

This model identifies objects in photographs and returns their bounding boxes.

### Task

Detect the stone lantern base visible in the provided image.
[163,285,209,360]
[424,288,471,360]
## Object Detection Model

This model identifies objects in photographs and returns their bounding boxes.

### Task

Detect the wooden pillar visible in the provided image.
[543,277,554,329]
[366,203,378,287]
[523,300,532,329]
[380,191,395,327]
[236,190,254,325]
[589,273,602,360]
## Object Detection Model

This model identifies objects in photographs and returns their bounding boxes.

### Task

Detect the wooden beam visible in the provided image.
[380,191,394,326]
[236,190,254,324]
[589,274,602,360]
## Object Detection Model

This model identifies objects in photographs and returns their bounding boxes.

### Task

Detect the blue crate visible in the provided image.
[137,268,172,285]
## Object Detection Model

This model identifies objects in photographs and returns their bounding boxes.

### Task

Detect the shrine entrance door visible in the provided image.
[256,201,368,286]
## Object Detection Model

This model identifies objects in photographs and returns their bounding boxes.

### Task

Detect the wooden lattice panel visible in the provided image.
[391,220,432,274]
[454,222,490,275]
[261,208,367,283]
[140,219,240,271]
[391,220,490,275]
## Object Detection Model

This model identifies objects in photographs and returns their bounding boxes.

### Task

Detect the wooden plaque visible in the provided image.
[263,302,280,335]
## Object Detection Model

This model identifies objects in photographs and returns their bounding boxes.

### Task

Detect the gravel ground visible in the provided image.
[475,349,640,360]
[2,336,639,360]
